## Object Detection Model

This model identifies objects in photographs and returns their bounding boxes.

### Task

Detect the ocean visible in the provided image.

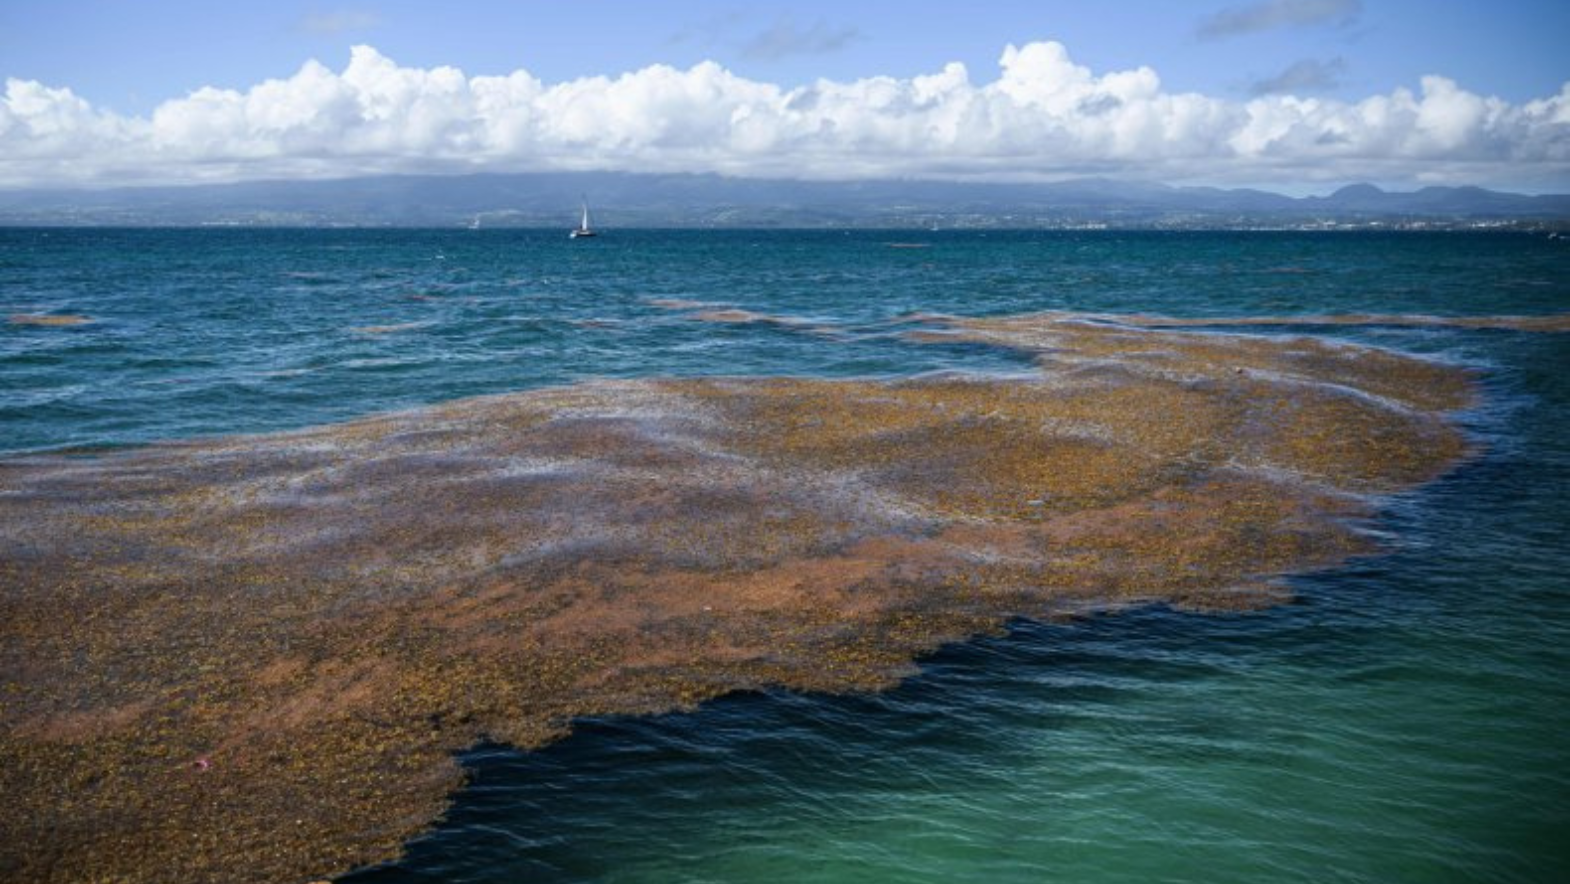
[2,228,1567,883]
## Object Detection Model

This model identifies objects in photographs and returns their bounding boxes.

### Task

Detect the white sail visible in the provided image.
[571,198,597,238]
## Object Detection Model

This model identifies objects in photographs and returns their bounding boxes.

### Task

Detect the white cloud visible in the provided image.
[1,41,1566,190]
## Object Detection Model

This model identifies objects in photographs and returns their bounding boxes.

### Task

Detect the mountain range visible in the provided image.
[1,173,1567,228]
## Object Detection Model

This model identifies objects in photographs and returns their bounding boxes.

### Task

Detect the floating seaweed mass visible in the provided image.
[7,313,93,326]
[0,313,1481,883]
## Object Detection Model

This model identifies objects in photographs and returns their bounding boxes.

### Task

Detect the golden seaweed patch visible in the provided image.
[0,315,1476,884]
[9,313,93,326]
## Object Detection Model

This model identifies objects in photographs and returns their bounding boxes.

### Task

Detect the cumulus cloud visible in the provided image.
[1198,0,1360,39]
[1,41,1566,190]
[1250,57,1348,95]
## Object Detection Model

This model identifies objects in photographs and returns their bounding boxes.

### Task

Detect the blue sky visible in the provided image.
[2,0,1567,190]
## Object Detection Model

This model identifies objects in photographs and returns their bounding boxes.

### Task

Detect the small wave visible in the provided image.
[349,322,427,335]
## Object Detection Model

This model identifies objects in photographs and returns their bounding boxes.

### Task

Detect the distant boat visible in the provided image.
[570,201,597,239]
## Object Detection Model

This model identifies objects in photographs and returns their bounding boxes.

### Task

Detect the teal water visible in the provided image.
[4,229,1568,882]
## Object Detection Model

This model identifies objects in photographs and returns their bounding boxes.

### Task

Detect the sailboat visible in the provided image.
[569,200,597,239]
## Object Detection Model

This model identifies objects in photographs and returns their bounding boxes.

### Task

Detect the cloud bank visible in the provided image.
[1,41,1567,190]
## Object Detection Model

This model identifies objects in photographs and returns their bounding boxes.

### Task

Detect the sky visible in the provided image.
[1,0,1567,192]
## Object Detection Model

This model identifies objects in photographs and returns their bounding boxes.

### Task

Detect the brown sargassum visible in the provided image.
[1,314,1484,883]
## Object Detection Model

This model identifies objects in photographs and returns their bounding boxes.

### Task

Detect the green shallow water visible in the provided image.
[3,228,1568,882]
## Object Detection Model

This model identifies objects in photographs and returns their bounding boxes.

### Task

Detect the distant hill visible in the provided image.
[0,173,1566,228]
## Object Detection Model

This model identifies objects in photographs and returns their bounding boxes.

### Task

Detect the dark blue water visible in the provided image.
[4,229,1568,882]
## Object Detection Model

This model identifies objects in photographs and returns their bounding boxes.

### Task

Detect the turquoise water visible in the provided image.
[4,229,1568,882]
